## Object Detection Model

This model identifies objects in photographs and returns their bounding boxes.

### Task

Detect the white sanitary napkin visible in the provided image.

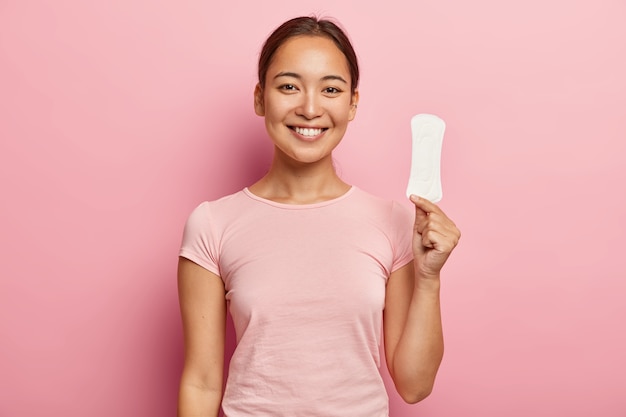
[405,114,445,203]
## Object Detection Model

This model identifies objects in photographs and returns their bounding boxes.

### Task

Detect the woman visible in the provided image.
[177,15,460,417]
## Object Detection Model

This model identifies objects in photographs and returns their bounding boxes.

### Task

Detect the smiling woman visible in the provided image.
[252,35,358,173]
[176,15,461,417]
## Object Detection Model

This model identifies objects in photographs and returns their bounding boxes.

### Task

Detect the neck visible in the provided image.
[249,152,351,204]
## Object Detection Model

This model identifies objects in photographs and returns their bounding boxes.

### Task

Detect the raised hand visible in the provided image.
[409,195,461,279]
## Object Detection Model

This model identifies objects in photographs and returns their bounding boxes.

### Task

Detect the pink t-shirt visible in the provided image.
[179,187,414,417]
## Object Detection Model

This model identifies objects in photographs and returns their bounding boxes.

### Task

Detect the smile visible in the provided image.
[292,126,326,137]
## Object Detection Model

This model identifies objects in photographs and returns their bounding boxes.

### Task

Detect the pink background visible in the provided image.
[1,0,625,416]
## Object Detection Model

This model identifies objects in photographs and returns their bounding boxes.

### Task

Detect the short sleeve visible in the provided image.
[178,202,221,276]
[390,201,415,272]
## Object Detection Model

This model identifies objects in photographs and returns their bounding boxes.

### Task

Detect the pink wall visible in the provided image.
[1,1,625,416]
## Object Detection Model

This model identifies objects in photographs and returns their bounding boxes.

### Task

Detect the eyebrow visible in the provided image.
[274,71,348,84]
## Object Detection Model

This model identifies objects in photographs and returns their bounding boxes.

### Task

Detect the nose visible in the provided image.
[296,92,323,120]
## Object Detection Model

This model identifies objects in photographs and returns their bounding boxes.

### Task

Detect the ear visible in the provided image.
[348,89,359,121]
[254,83,265,116]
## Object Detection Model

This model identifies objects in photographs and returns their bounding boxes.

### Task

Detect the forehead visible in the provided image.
[268,35,350,77]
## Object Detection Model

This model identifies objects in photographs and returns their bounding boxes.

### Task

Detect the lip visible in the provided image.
[289,126,328,142]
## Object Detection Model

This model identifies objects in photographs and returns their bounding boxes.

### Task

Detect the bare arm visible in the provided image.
[383,196,460,403]
[384,262,443,403]
[177,257,226,417]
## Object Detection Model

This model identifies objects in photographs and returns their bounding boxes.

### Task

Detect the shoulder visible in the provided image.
[184,189,250,229]
[350,187,412,220]
[190,189,248,214]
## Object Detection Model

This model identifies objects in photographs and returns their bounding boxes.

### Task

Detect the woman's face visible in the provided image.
[255,35,358,166]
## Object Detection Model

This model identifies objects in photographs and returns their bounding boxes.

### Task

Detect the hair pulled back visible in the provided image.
[258,16,360,94]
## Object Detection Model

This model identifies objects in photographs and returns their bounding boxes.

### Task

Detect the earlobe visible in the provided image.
[254,84,265,116]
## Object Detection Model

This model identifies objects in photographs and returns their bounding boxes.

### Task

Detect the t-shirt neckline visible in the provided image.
[243,186,356,209]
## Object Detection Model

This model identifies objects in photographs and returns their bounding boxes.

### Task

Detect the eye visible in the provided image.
[323,87,342,95]
[279,84,298,92]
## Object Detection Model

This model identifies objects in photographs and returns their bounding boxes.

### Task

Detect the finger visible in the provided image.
[414,208,446,235]
[414,211,437,235]
[420,228,459,253]
[411,195,459,231]
[410,195,429,216]
[409,194,443,216]
[419,230,437,249]
[410,195,437,220]
[411,197,429,233]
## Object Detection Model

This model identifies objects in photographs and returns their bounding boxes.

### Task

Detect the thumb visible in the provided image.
[409,194,437,212]
[410,195,429,232]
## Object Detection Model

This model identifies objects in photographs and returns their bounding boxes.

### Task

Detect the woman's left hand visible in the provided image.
[409,195,461,279]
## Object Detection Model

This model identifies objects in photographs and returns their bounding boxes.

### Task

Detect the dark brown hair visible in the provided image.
[257,16,360,94]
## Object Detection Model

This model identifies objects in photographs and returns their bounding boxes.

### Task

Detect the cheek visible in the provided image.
[333,103,355,123]
[264,96,291,119]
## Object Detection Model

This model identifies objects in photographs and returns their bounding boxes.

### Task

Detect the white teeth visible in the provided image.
[294,127,323,137]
